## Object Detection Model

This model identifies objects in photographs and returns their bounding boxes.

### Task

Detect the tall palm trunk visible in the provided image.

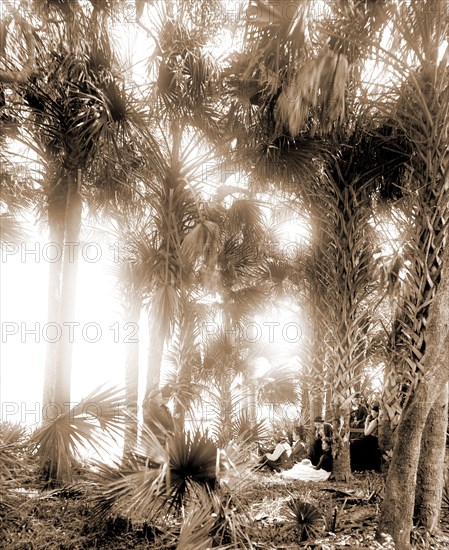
[220,311,235,444]
[123,300,141,454]
[144,123,184,406]
[303,225,329,424]
[307,316,325,421]
[43,169,82,413]
[145,325,164,397]
[174,298,196,427]
[378,52,449,545]
[320,180,376,480]
[53,170,82,407]
[42,173,66,416]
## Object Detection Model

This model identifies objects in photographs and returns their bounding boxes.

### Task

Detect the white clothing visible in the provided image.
[280,459,331,482]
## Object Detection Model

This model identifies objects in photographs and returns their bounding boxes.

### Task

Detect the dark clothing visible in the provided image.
[291,440,307,462]
[321,422,334,437]
[263,451,293,471]
[350,435,381,472]
[308,422,333,466]
[315,451,333,472]
[308,438,323,466]
[350,405,369,439]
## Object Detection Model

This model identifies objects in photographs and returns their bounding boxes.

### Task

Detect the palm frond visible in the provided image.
[31,386,126,485]
[176,484,215,550]
[286,498,324,542]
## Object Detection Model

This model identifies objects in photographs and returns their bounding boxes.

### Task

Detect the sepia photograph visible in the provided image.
[1,0,449,548]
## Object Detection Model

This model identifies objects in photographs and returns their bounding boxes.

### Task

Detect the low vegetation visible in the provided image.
[2,418,449,549]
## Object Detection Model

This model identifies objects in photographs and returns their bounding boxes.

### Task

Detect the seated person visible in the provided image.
[350,403,381,472]
[349,393,369,440]
[290,425,307,462]
[261,430,292,471]
[280,454,332,482]
[313,437,333,472]
[308,416,333,466]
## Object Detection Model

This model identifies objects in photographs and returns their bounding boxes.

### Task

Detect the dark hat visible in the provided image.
[313,416,324,423]
[353,392,362,399]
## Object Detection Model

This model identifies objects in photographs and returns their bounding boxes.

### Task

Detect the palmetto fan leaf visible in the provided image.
[90,450,166,521]
[0,422,30,482]
[176,484,215,550]
[31,386,126,484]
[286,498,324,542]
[257,365,299,408]
[152,15,220,124]
[0,213,28,243]
[232,410,269,445]
[227,198,266,238]
[166,429,217,510]
[180,219,222,267]
[149,284,179,340]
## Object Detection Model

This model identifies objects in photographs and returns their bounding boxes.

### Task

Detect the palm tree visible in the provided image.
[182,194,300,441]
[218,0,391,479]
[0,1,164,417]
[372,1,449,545]
[136,0,227,412]
[109,214,155,453]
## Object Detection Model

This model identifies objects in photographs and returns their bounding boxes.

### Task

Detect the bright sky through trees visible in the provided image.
[0,0,398,427]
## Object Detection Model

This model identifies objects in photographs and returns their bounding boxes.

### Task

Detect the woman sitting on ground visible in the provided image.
[290,425,307,462]
[313,437,333,472]
[308,416,333,466]
[280,438,333,482]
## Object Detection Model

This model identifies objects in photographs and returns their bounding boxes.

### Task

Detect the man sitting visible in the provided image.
[261,430,292,471]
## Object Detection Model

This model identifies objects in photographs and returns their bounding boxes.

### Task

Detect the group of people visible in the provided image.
[142,386,381,480]
[259,393,381,480]
[349,394,381,472]
[259,417,333,476]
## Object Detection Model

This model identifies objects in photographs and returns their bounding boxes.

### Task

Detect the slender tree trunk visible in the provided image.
[301,377,310,420]
[145,325,164,398]
[42,175,66,419]
[219,311,235,444]
[246,378,257,424]
[174,298,196,427]
[123,300,141,455]
[378,361,396,460]
[414,383,448,532]
[53,170,82,408]
[220,367,233,444]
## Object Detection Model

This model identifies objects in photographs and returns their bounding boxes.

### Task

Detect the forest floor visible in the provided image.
[2,469,449,549]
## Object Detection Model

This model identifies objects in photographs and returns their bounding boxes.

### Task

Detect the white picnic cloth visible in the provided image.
[279,459,331,482]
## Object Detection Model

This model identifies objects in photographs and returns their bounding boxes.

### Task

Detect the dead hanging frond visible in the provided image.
[180,219,222,268]
[275,51,349,137]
